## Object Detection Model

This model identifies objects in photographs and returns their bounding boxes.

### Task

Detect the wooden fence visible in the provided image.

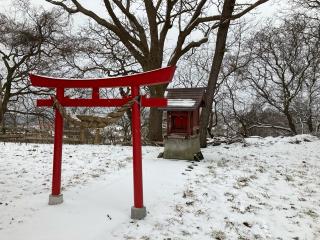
[0,127,103,144]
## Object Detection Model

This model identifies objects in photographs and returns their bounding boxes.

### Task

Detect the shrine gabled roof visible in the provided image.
[161,88,206,111]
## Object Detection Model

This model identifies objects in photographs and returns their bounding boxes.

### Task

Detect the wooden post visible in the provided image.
[92,88,99,99]
[94,128,101,144]
[187,112,191,136]
[79,127,86,144]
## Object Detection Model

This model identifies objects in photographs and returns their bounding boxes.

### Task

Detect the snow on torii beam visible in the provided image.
[29,66,176,220]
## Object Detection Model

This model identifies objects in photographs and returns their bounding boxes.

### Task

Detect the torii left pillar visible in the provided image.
[48,88,64,205]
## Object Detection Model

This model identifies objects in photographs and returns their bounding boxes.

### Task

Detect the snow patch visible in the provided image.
[168,99,196,107]
[0,135,319,239]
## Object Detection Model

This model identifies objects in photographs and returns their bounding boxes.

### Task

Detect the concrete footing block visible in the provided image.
[131,206,147,220]
[164,134,201,160]
[48,194,63,205]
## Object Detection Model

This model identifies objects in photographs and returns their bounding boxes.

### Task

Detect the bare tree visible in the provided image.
[45,0,269,141]
[292,19,320,133]
[172,47,212,88]
[214,13,320,137]
[294,0,320,8]
[59,23,139,78]
[0,1,69,129]
[198,0,268,147]
[244,15,320,134]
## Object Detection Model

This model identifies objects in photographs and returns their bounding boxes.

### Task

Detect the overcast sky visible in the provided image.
[0,0,291,57]
[0,0,290,25]
[0,0,291,58]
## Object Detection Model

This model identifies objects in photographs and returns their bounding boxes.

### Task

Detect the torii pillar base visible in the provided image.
[48,194,63,205]
[131,206,146,220]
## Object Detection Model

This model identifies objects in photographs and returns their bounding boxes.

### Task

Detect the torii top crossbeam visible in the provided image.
[29,66,176,220]
[30,66,175,88]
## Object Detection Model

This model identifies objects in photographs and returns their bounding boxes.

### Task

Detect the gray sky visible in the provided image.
[0,0,291,61]
[0,0,291,60]
[0,0,290,25]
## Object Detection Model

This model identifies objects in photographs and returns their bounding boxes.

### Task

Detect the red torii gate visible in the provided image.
[29,66,176,219]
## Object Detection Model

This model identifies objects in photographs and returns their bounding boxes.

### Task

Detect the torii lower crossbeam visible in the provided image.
[29,66,175,219]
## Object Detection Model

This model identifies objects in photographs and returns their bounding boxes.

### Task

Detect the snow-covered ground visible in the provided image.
[0,135,319,240]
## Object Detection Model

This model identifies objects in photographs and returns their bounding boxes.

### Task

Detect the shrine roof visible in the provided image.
[161,88,206,111]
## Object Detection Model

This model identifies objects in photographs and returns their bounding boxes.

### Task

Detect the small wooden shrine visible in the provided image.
[161,88,205,160]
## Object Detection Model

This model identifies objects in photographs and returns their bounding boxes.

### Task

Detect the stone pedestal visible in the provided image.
[164,134,202,160]
[48,194,63,205]
[131,206,147,220]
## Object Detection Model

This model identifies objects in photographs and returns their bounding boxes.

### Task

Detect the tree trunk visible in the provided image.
[284,108,297,134]
[0,107,4,132]
[239,121,248,137]
[0,73,13,131]
[148,108,164,140]
[308,90,315,133]
[147,84,166,141]
[199,0,236,147]
[141,60,167,142]
[0,96,9,131]
[307,114,313,133]
[207,111,215,138]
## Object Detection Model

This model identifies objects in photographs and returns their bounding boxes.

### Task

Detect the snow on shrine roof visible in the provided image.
[168,99,196,107]
[161,88,205,111]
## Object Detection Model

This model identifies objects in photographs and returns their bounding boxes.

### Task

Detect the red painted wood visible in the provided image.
[30,66,176,214]
[52,88,64,196]
[92,88,99,99]
[37,99,54,106]
[131,86,144,208]
[170,112,189,134]
[29,66,175,88]
[166,110,202,136]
